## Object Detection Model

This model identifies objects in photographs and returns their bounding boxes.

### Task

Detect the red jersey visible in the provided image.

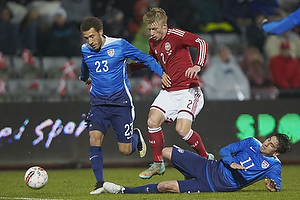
[148,28,208,91]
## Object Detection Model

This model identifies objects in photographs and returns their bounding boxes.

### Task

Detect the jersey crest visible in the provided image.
[107,49,115,57]
[261,160,269,169]
[164,42,172,56]
[165,42,171,51]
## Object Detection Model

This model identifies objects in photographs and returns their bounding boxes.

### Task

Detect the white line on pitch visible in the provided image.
[0,197,72,200]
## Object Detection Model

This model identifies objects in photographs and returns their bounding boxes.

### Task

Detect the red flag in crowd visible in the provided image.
[21,48,36,66]
[29,76,39,89]
[137,76,152,96]
[57,77,66,96]
[0,78,6,96]
[0,51,7,69]
[62,60,77,80]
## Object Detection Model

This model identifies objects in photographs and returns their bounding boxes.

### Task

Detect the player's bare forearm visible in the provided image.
[161,72,171,88]
[185,65,201,78]
[230,162,246,170]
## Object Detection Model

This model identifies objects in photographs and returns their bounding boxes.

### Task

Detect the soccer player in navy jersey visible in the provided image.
[103,133,291,194]
[79,16,170,194]
[136,7,211,179]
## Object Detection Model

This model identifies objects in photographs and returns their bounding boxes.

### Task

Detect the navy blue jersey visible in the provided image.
[80,36,163,104]
[220,137,282,191]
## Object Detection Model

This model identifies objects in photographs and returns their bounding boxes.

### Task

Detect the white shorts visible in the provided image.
[150,87,204,123]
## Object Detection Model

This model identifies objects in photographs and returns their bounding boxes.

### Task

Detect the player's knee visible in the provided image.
[147,117,159,128]
[119,148,131,156]
[89,130,103,146]
[147,110,164,128]
[157,181,172,192]
[157,182,167,192]
[162,147,172,158]
[175,125,187,137]
[89,136,100,146]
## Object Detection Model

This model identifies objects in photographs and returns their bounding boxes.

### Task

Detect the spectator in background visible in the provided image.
[128,0,150,39]
[19,7,40,55]
[43,7,81,57]
[100,4,129,40]
[269,41,300,89]
[240,46,271,87]
[201,44,251,101]
[240,46,279,99]
[264,30,300,59]
[246,12,268,54]
[222,0,254,35]
[90,0,135,42]
[0,5,22,55]
[90,0,129,41]
[130,1,152,78]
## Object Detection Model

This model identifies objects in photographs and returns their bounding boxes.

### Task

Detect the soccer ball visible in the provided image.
[24,166,48,189]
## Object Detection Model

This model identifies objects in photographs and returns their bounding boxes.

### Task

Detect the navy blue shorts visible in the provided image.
[171,145,231,193]
[86,105,134,143]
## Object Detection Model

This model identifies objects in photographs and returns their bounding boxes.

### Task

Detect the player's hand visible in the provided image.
[161,72,171,88]
[79,76,91,85]
[265,178,280,192]
[85,77,91,85]
[185,65,201,78]
[230,162,246,170]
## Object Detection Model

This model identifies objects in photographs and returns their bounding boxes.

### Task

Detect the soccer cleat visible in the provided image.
[139,162,165,179]
[103,182,125,194]
[257,18,268,30]
[134,128,147,158]
[90,181,106,194]
[207,152,215,161]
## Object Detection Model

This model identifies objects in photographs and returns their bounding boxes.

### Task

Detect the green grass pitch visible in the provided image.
[0,165,299,200]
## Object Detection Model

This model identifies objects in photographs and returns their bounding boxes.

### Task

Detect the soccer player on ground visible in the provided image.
[79,16,170,194]
[104,133,291,194]
[261,7,300,35]
[137,7,211,179]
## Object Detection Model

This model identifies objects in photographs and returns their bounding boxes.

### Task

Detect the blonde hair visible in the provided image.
[143,7,167,26]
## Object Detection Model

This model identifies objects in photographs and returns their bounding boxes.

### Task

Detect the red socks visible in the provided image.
[148,127,164,162]
[148,128,207,160]
[183,130,208,158]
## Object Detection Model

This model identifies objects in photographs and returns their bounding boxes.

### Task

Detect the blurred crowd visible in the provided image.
[0,0,300,101]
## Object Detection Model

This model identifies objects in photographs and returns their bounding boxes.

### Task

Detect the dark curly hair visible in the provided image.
[80,17,103,33]
[274,133,291,154]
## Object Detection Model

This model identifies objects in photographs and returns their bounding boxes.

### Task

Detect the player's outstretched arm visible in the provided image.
[265,178,280,192]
